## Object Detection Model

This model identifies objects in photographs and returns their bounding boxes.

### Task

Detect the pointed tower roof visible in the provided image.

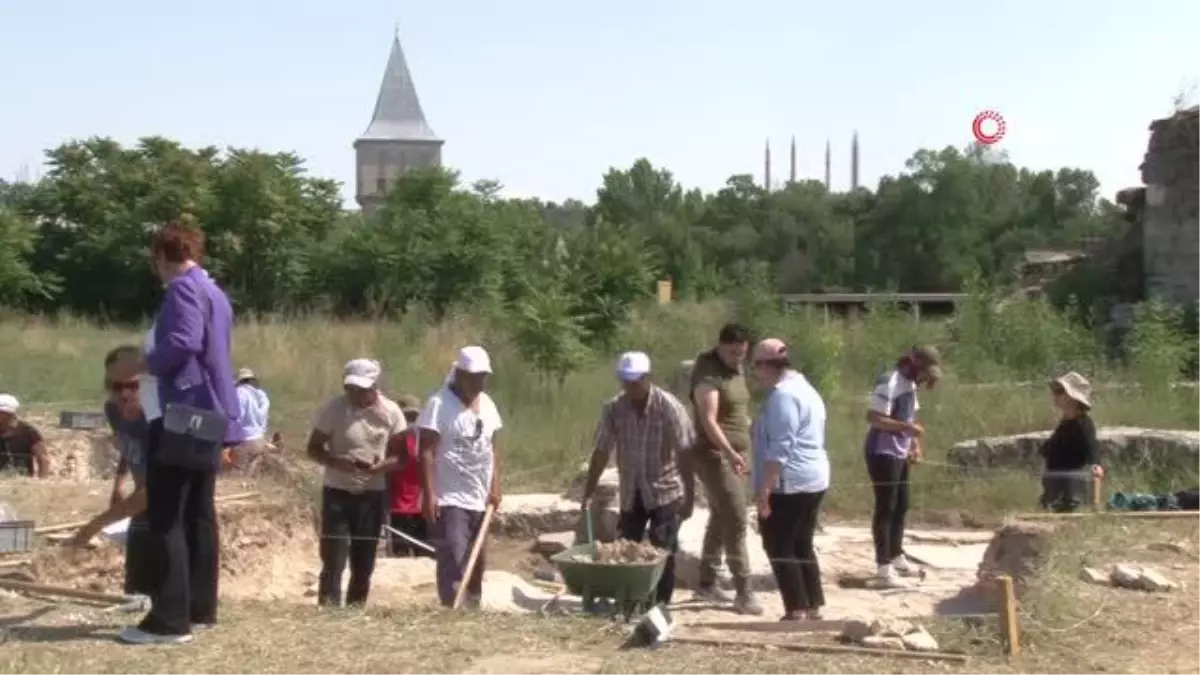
[359,30,440,143]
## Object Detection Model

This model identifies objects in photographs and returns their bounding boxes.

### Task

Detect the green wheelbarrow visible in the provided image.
[550,543,668,621]
[548,508,668,621]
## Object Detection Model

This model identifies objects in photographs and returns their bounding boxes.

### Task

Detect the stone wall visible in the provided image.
[1140,107,1199,306]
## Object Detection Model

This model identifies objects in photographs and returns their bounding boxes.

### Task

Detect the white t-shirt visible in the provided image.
[417,386,503,512]
[140,323,162,421]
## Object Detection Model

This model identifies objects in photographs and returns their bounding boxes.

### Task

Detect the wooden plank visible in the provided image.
[669,634,969,663]
[995,575,1020,657]
[0,578,129,605]
[1018,509,1183,520]
[34,491,261,535]
[0,558,31,569]
[687,619,849,634]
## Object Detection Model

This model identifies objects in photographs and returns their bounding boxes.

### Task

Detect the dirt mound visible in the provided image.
[28,496,319,599]
[24,413,117,481]
[976,521,1059,595]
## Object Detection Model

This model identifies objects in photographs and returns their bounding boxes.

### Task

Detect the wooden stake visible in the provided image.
[1092,474,1104,512]
[34,491,261,535]
[452,504,495,610]
[995,574,1020,657]
[0,578,130,605]
[668,634,969,663]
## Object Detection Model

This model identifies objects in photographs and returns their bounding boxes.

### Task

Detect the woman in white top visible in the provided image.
[418,346,503,609]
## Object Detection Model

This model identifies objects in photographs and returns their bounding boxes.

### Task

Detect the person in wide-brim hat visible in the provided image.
[1039,371,1103,513]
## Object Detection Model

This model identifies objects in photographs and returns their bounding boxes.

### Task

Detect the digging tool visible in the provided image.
[452,503,495,610]
[383,525,436,554]
[0,578,131,605]
[34,491,261,535]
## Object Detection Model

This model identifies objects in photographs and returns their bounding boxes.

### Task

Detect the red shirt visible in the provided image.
[388,431,422,515]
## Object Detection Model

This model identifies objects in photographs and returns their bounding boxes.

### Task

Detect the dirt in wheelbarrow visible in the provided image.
[592,539,663,564]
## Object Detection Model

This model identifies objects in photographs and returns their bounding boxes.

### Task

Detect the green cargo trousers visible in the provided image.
[693,447,750,586]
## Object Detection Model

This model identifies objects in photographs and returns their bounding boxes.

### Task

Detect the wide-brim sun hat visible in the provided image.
[1051,371,1092,408]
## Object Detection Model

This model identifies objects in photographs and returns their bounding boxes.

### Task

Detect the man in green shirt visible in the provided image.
[690,323,763,615]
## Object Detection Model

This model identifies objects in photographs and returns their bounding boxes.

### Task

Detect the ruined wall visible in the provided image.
[1140,107,1199,306]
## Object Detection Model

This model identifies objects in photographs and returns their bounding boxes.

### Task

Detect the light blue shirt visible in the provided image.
[751,371,830,495]
[235,383,270,442]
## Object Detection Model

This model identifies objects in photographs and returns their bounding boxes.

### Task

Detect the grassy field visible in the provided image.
[2,297,1196,519]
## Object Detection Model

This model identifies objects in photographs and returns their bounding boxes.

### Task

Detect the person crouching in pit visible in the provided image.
[306,359,408,607]
[419,346,503,609]
[1039,372,1103,513]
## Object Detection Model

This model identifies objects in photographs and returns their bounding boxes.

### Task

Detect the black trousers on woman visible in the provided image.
[866,454,909,566]
[758,491,826,614]
[319,487,386,607]
[138,419,220,636]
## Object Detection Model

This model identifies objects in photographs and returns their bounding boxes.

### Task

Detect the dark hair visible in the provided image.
[151,221,205,264]
[104,345,141,369]
[759,356,792,370]
[718,323,752,345]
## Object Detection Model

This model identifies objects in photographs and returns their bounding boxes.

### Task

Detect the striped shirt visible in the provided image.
[592,385,695,511]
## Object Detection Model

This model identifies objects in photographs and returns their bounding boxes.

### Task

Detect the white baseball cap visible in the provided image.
[616,351,651,383]
[343,359,382,389]
[455,346,492,374]
[0,394,18,414]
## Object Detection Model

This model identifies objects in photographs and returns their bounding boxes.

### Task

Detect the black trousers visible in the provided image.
[139,419,220,636]
[758,491,825,613]
[123,515,156,596]
[388,513,433,557]
[617,495,681,605]
[319,487,385,607]
[1039,471,1090,513]
[867,454,909,566]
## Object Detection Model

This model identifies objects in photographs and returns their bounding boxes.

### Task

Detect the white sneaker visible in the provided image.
[119,626,194,645]
[892,555,920,577]
[874,565,907,589]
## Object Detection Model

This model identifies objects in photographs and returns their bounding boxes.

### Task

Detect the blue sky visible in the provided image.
[2,0,1197,206]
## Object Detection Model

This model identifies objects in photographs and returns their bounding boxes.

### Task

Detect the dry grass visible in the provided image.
[1,518,1196,674]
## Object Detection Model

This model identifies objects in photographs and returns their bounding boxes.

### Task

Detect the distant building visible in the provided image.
[354,30,444,214]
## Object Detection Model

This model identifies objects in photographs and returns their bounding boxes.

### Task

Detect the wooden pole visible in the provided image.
[34,491,261,535]
[1092,474,1104,512]
[1017,510,1198,520]
[0,578,130,605]
[669,635,969,663]
[452,504,495,610]
[995,575,1020,657]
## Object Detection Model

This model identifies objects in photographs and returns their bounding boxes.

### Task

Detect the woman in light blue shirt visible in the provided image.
[750,338,830,621]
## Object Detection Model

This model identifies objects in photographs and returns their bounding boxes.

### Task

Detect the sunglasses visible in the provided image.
[108,380,140,393]
[463,417,484,441]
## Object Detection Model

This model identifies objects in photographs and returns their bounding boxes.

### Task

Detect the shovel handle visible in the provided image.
[585,505,594,544]
[452,504,495,610]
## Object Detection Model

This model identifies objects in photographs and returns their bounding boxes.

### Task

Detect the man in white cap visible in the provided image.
[0,394,49,478]
[305,359,408,607]
[579,351,695,607]
[231,367,271,473]
[418,345,504,608]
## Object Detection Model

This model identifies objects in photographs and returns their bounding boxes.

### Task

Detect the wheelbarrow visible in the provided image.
[548,507,668,621]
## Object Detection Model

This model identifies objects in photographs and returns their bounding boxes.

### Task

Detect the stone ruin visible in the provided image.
[1137,106,1199,307]
[948,426,1200,474]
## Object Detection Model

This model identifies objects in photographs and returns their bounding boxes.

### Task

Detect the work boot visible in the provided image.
[733,580,764,616]
[692,583,732,603]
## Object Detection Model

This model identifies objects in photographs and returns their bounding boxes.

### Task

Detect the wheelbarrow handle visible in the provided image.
[585,506,594,544]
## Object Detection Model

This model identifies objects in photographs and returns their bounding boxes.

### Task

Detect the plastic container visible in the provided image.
[59,411,108,430]
[0,520,35,554]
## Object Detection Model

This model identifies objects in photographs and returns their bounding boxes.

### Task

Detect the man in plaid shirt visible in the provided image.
[579,351,696,605]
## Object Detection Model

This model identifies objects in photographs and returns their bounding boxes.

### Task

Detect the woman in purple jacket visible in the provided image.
[112,222,242,646]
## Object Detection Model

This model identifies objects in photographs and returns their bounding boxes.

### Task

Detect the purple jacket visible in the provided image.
[146,266,243,445]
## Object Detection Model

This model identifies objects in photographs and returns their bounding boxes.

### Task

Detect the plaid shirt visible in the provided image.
[592,385,695,511]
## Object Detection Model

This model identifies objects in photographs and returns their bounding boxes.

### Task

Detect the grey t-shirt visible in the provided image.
[105,402,149,488]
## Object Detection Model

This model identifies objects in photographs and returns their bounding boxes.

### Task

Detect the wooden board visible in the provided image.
[687,619,849,634]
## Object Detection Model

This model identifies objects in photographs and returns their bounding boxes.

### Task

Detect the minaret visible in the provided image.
[850,131,860,191]
[789,136,797,184]
[764,140,772,191]
[353,28,444,214]
[824,139,832,191]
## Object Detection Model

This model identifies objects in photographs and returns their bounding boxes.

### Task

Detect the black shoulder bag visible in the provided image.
[157,284,228,473]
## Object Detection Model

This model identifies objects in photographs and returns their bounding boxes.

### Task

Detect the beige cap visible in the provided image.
[911,344,943,381]
[344,359,382,389]
[397,394,422,414]
[236,367,257,382]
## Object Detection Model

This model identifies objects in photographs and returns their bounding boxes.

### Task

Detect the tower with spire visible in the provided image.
[789,136,797,184]
[824,139,831,191]
[850,131,860,191]
[763,140,772,191]
[354,28,444,214]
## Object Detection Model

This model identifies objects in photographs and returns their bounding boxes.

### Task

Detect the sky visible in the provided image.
[2,0,1198,207]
